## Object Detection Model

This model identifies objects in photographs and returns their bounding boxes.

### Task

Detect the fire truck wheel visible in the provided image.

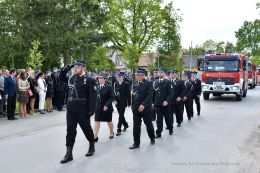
[236,94,242,101]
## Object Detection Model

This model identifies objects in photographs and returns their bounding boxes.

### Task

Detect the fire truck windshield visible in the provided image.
[205,60,239,72]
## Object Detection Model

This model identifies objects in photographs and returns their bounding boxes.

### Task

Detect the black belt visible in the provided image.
[68,97,88,102]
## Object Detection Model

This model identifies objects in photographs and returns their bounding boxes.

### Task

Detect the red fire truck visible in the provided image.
[256,66,260,85]
[248,61,256,89]
[198,53,249,101]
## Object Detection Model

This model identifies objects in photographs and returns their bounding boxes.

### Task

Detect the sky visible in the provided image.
[165,0,259,48]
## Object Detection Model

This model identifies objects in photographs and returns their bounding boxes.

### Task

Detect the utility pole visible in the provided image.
[157,52,160,68]
[190,41,193,71]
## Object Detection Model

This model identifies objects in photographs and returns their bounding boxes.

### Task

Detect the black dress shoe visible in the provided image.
[177,124,181,127]
[116,131,121,136]
[40,112,46,114]
[188,117,191,121]
[129,144,140,150]
[60,146,73,164]
[150,139,155,145]
[94,137,98,142]
[8,118,14,120]
[85,142,95,157]
[165,127,169,130]
[197,113,200,116]
[155,134,161,138]
[12,117,18,120]
[109,132,114,139]
[169,130,173,135]
[123,125,129,132]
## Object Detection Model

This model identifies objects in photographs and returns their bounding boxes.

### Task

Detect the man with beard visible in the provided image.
[60,60,97,164]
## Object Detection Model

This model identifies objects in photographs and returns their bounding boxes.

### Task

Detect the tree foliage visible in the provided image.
[89,46,115,72]
[157,2,182,55]
[104,0,163,52]
[122,45,140,72]
[235,19,260,56]
[0,0,109,70]
[27,40,44,70]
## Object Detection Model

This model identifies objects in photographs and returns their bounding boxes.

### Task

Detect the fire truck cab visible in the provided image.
[198,53,249,101]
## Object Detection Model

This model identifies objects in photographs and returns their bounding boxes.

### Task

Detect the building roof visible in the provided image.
[183,55,204,68]
[138,53,157,67]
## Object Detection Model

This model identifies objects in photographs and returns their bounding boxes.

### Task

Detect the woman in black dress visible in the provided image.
[94,73,114,142]
[27,70,39,115]
[45,71,54,113]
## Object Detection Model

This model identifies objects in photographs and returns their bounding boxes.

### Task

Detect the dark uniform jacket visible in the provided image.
[183,80,193,99]
[150,76,158,104]
[45,76,54,94]
[169,78,185,105]
[153,78,171,106]
[132,79,153,114]
[95,83,114,116]
[191,78,202,97]
[67,74,97,115]
[113,81,131,108]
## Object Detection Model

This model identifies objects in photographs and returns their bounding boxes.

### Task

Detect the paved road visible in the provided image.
[0,87,260,173]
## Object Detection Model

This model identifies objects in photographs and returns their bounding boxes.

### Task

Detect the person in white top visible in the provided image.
[37,72,47,114]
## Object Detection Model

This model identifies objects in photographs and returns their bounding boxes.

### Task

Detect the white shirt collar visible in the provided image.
[80,72,86,77]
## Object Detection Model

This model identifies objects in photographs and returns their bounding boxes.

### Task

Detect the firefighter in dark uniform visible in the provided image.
[129,68,155,149]
[153,67,173,137]
[191,71,202,116]
[150,68,159,121]
[114,72,131,136]
[60,60,97,164]
[168,70,186,127]
[182,73,193,120]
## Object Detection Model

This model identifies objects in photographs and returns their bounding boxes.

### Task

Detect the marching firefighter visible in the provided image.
[93,72,115,141]
[129,68,155,149]
[113,72,131,136]
[168,70,185,127]
[60,60,97,164]
[182,73,193,120]
[191,71,202,116]
[153,67,173,137]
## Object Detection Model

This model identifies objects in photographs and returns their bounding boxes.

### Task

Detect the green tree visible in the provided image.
[184,45,205,55]
[27,40,44,70]
[225,41,236,53]
[250,55,260,65]
[122,45,140,72]
[0,0,109,69]
[202,39,217,53]
[104,0,163,67]
[89,46,115,72]
[156,2,182,70]
[235,19,260,56]
[158,2,182,55]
